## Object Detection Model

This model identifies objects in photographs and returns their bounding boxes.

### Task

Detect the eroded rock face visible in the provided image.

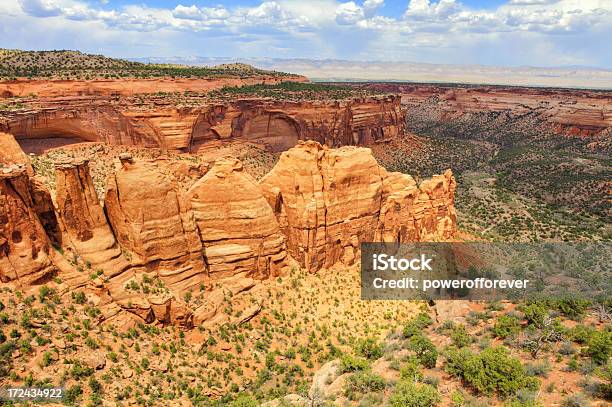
[0,131,32,173]
[2,96,405,153]
[377,170,456,242]
[0,167,57,284]
[104,156,205,291]
[55,159,129,278]
[187,157,287,279]
[260,141,456,272]
[260,141,386,271]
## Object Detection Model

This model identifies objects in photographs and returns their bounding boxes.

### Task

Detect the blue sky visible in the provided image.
[1,0,611,68]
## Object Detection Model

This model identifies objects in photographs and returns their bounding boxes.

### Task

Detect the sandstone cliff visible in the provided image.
[0,131,32,173]
[1,96,404,153]
[260,141,456,272]
[55,159,130,278]
[104,155,205,292]
[0,166,57,284]
[341,82,612,137]
[0,140,456,327]
[187,157,287,280]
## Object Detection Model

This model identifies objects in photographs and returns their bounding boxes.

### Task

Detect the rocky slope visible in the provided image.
[0,140,455,328]
[336,82,612,137]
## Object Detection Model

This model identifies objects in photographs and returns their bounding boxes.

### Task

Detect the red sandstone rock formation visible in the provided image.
[0,131,32,173]
[104,155,205,292]
[0,166,57,284]
[54,159,130,278]
[260,141,456,272]
[377,170,456,242]
[187,156,288,280]
[1,96,404,153]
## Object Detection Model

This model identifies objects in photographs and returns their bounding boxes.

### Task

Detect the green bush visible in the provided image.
[569,324,594,344]
[400,356,424,382]
[404,313,433,338]
[519,303,548,327]
[492,315,522,339]
[445,346,539,398]
[389,381,440,407]
[450,325,472,348]
[584,330,611,365]
[230,393,258,407]
[340,354,370,373]
[408,335,438,368]
[344,371,386,398]
[354,337,384,360]
[554,298,590,319]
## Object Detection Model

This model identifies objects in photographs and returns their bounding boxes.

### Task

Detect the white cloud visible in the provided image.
[363,0,384,17]
[336,2,365,25]
[18,0,62,17]
[5,0,612,68]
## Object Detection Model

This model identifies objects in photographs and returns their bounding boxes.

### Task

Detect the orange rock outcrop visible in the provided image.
[0,140,456,327]
[1,96,404,153]
[104,155,205,292]
[0,131,32,173]
[260,141,456,272]
[187,157,287,280]
[54,159,130,278]
[0,166,57,284]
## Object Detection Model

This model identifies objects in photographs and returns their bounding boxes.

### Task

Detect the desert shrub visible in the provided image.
[230,393,258,407]
[354,337,384,360]
[344,371,386,398]
[408,335,438,368]
[524,360,551,377]
[553,298,591,319]
[570,325,595,344]
[389,380,440,407]
[70,360,94,379]
[340,354,370,373]
[404,313,433,338]
[584,329,611,365]
[400,356,424,382]
[63,384,83,405]
[492,315,522,339]
[519,303,549,327]
[450,324,472,348]
[561,393,590,407]
[445,346,538,398]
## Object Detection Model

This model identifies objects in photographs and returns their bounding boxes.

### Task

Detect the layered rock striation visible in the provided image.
[55,159,130,278]
[187,157,287,280]
[1,96,404,153]
[340,82,612,137]
[0,140,456,326]
[260,141,456,272]
[104,155,205,291]
[0,166,57,284]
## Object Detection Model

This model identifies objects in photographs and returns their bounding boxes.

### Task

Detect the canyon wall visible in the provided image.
[0,96,404,153]
[336,82,612,137]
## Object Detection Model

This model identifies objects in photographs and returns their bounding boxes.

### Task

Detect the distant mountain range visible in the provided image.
[130,57,612,89]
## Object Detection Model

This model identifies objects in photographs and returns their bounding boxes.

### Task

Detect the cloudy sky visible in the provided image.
[1,0,611,68]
